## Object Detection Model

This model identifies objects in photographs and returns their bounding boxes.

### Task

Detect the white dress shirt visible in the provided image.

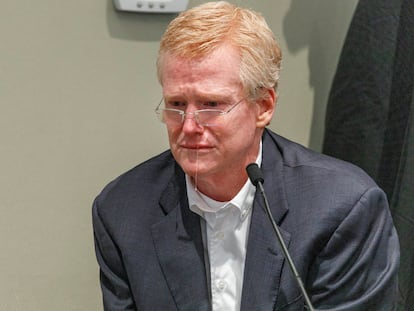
[186,145,262,311]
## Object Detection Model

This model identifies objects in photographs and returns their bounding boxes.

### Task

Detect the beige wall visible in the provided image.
[0,0,357,309]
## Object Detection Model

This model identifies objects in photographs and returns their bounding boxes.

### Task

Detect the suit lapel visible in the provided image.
[151,166,210,311]
[241,131,290,311]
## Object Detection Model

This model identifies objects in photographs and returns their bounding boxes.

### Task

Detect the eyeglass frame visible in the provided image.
[155,97,246,127]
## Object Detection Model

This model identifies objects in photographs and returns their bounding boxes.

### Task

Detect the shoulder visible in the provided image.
[264,129,377,190]
[263,129,386,231]
[93,150,178,217]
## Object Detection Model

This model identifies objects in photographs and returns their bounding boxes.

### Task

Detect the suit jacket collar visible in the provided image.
[240,129,290,310]
[261,129,290,225]
[152,164,210,311]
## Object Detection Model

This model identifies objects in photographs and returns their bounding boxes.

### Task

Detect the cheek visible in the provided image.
[166,126,180,143]
[228,110,257,133]
[227,115,258,145]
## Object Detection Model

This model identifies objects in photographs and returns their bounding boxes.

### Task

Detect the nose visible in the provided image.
[181,112,203,134]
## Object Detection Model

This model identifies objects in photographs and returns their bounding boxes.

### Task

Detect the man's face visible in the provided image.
[160,44,268,188]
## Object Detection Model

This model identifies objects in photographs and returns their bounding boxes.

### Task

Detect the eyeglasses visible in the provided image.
[155,98,245,127]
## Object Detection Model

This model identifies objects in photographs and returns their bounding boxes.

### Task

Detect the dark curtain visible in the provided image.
[322,0,414,309]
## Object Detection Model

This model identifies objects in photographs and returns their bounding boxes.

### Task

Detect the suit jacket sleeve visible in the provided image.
[93,198,137,311]
[309,187,399,310]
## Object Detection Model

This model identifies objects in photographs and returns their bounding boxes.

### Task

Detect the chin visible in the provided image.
[182,165,203,178]
[180,162,213,179]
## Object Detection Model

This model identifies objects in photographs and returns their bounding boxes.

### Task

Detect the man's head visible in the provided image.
[156,2,282,200]
[157,1,282,100]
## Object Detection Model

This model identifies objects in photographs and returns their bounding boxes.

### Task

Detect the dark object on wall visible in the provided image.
[322,0,414,309]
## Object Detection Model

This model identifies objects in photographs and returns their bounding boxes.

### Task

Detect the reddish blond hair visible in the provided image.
[157,1,282,100]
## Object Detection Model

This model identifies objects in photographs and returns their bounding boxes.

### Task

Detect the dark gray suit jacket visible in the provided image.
[93,129,399,310]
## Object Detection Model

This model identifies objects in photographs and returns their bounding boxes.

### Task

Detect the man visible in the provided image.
[93,2,399,310]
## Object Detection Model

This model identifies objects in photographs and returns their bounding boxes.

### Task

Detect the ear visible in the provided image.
[256,88,276,128]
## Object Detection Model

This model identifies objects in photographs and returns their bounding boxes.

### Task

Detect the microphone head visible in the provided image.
[246,163,264,186]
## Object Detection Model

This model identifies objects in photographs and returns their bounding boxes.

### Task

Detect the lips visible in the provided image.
[180,144,212,150]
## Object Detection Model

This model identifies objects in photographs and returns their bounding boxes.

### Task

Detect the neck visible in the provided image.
[191,168,250,202]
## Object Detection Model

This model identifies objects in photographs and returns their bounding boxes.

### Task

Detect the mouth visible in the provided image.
[180,144,213,151]
[182,145,210,149]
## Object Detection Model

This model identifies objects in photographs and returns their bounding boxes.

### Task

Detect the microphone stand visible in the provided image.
[247,164,315,311]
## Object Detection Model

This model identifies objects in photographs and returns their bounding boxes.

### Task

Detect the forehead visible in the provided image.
[160,44,243,96]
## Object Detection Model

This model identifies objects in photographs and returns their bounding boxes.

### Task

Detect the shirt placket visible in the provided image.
[207,207,240,311]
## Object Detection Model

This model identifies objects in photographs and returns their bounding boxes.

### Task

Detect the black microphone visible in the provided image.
[246,163,315,311]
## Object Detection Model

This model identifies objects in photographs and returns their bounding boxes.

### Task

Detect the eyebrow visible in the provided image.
[164,93,234,103]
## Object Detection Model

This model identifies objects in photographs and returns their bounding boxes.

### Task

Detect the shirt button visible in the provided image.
[241,209,249,220]
[215,231,224,240]
[216,280,226,291]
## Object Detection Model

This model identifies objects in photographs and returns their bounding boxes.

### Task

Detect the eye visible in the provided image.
[202,101,221,108]
[166,100,186,108]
